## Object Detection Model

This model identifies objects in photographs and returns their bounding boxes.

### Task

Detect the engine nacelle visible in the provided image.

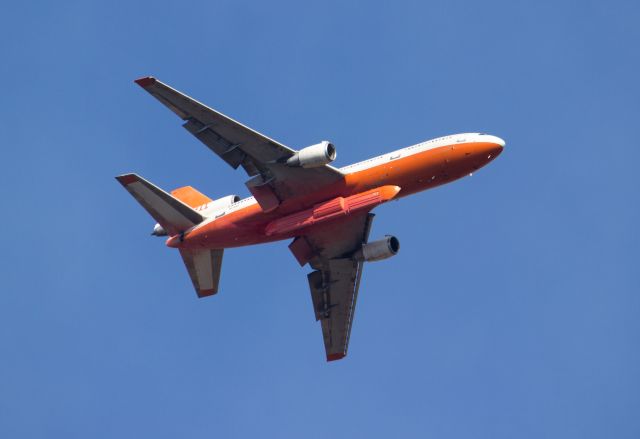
[286,141,336,168]
[151,223,167,236]
[357,236,400,262]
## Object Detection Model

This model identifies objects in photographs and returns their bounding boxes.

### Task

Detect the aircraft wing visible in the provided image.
[297,213,374,361]
[134,77,343,208]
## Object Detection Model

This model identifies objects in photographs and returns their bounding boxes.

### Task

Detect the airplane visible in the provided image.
[116,76,505,362]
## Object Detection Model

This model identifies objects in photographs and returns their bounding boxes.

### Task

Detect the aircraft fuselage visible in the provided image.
[167,133,504,250]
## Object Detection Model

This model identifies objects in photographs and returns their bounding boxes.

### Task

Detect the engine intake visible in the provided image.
[286,141,336,168]
[357,236,400,262]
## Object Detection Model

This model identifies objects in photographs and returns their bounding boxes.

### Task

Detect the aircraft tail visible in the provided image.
[117,174,224,298]
[171,186,213,208]
[115,173,205,236]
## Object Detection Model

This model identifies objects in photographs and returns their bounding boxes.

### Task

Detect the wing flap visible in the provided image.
[182,118,251,170]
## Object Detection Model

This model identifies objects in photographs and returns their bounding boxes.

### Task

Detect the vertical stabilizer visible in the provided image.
[171,186,213,208]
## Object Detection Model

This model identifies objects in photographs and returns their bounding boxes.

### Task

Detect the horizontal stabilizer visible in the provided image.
[179,248,224,297]
[116,173,204,236]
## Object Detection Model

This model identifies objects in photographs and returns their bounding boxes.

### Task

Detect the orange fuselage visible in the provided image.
[169,136,503,250]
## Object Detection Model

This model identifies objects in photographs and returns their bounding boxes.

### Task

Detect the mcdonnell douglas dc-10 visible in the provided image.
[117,77,504,361]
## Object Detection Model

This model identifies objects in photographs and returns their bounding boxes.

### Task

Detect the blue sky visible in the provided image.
[1,0,638,437]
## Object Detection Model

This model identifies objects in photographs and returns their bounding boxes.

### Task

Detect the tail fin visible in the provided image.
[171,186,212,209]
[179,248,224,297]
[115,173,204,236]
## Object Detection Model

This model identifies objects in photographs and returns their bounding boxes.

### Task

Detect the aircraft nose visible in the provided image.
[484,135,505,149]
[484,135,505,159]
[491,140,503,156]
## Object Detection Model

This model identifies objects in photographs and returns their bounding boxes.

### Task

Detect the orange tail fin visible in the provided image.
[171,186,212,209]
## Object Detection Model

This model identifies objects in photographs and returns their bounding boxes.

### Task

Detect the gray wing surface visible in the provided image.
[179,248,224,298]
[298,213,374,361]
[134,77,343,206]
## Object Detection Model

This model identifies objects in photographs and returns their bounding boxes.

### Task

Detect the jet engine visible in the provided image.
[286,141,336,168]
[152,223,167,236]
[356,236,400,262]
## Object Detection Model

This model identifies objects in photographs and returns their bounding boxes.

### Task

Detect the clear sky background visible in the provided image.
[1,1,638,437]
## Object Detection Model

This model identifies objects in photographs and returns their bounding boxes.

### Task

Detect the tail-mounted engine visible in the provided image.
[356,236,400,262]
[151,223,167,236]
[151,194,240,236]
[286,141,336,168]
